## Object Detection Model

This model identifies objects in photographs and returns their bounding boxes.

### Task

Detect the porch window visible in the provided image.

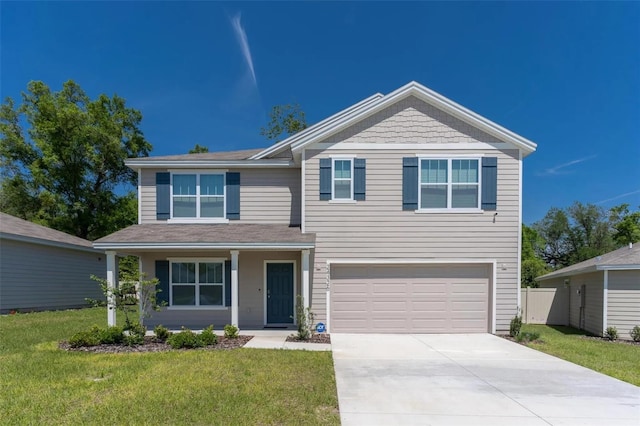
[172,173,225,218]
[170,261,224,306]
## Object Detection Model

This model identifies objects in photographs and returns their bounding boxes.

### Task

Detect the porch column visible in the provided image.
[106,250,117,327]
[302,249,310,310]
[231,250,239,327]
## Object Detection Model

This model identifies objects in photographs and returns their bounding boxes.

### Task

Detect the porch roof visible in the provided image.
[93,223,315,250]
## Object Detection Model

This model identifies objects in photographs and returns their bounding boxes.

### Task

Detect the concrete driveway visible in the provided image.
[331,334,640,425]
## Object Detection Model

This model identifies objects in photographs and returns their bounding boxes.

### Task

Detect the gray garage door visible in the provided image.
[330,264,491,333]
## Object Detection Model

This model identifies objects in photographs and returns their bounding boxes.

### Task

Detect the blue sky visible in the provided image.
[2,2,639,224]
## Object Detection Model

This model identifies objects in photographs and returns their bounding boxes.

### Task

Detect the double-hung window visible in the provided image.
[332,159,353,200]
[172,173,225,218]
[170,260,224,307]
[419,158,480,210]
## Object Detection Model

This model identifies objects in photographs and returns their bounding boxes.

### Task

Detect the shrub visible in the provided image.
[605,326,618,341]
[630,325,640,342]
[224,324,239,339]
[69,330,100,348]
[509,315,522,337]
[153,325,171,342]
[98,326,124,344]
[200,325,218,346]
[516,331,540,343]
[123,322,146,346]
[167,327,203,349]
[293,295,314,340]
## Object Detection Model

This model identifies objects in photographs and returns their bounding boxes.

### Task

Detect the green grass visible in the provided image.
[522,324,640,386]
[0,308,340,425]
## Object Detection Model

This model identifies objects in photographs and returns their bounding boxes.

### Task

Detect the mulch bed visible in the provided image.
[285,334,331,344]
[579,335,640,346]
[59,335,254,353]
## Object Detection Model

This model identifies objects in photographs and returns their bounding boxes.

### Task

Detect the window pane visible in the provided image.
[334,160,351,179]
[200,285,223,306]
[421,185,447,208]
[201,196,224,218]
[421,160,447,183]
[452,160,478,183]
[173,175,196,195]
[201,175,224,196]
[334,180,352,199]
[199,263,223,284]
[172,263,195,283]
[173,197,196,217]
[172,285,195,305]
[452,185,479,208]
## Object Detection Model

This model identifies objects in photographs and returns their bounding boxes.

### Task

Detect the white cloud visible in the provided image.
[537,155,596,176]
[596,189,640,205]
[230,13,257,88]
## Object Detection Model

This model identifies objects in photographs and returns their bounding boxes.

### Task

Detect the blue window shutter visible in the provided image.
[155,260,170,305]
[481,157,498,210]
[354,158,366,201]
[402,157,419,210]
[224,260,231,307]
[156,172,170,220]
[226,172,240,220]
[319,158,332,200]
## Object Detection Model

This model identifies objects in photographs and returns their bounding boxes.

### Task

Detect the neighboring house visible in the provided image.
[94,81,537,334]
[537,243,640,339]
[0,213,105,313]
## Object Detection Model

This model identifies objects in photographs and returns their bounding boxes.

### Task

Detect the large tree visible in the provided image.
[521,224,549,287]
[609,204,640,246]
[0,80,151,240]
[188,144,209,153]
[260,103,307,142]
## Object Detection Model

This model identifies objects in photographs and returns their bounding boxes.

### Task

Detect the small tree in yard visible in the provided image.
[293,295,314,340]
[91,271,164,330]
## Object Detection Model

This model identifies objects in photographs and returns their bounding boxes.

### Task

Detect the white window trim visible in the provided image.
[169,258,226,308]
[331,157,355,201]
[169,172,228,223]
[417,157,482,211]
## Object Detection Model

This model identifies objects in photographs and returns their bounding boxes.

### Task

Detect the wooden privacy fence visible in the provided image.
[521,287,569,325]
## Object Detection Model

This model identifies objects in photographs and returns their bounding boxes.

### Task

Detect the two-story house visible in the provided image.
[94,81,537,334]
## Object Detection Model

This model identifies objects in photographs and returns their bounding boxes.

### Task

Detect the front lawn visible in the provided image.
[521,324,640,386]
[0,308,339,424]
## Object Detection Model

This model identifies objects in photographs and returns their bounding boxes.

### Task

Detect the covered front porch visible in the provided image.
[93,223,315,330]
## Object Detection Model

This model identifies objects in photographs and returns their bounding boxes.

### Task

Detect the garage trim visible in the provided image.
[326,259,497,334]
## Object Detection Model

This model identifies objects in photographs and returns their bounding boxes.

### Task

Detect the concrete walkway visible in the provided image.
[242,330,331,351]
[332,333,640,426]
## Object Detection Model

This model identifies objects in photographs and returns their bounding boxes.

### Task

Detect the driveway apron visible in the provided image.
[331,333,640,426]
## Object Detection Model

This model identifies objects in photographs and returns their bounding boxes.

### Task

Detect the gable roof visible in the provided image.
[0,212,99,253]
[537,243,640,281]
[252,81,537,160]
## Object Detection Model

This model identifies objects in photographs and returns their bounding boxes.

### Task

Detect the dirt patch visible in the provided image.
[59,335,254,353]
[285,334,331,344]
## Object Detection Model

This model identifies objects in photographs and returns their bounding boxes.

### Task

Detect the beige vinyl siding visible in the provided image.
[0,239,104,313]
[565,272,604,336]
[139,168,300,225]
[607,270,640,339]
[305,140,520,331]
[139,250,300,329]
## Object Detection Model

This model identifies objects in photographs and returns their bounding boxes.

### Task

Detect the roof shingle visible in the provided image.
[0,213,94,249]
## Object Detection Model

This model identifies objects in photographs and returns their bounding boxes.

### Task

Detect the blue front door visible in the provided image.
[266,263,294,324]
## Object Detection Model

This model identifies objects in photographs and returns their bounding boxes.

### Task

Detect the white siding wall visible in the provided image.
[139,168,301,225]
[139,250,301,329]
[303,96,522,332]
[607,270,640,339]
[564,272,604,336]
[0,239,105,312]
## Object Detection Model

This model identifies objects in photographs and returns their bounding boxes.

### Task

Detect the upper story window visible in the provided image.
[332,159,353,200]
[172,173,225,218]
[419,158,480,210]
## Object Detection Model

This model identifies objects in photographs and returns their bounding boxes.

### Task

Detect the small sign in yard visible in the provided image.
[316,322,326,333]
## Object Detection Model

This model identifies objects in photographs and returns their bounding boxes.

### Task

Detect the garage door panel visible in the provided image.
[331,264,490,333]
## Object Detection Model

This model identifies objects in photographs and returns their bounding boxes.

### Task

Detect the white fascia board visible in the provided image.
[289,81,537,156]
[125,159,295,169]
[326,258,497,265]
[536,266,598,281]
[92,242,315,251]
[250,93,384,160]
[1,232,104,255]
[597,264,640,271]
